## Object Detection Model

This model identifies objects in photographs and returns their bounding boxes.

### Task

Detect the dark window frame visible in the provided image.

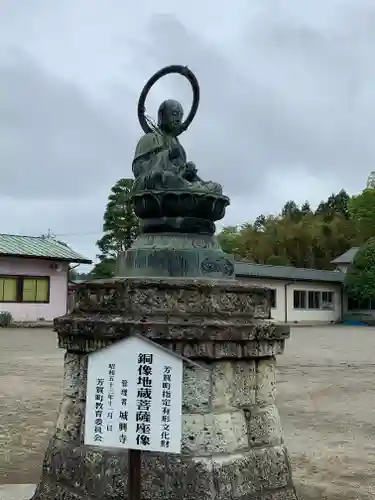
[308,290,321,310]
[269,288,277,308]
[293,290,307,309]
[0,275,50,304]
[321,291,334,310]
[294,289,335,310]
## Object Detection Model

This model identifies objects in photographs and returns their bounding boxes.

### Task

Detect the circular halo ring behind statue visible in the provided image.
[137,65,200,136]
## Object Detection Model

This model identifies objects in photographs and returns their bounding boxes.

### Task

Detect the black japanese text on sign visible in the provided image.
[119,378,128,444]
[106,363,116,432]
[160,365,172,449]
[136,353,153,447]
[94,377,104,443]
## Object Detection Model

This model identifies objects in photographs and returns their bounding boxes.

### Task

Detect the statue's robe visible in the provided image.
[132,130,187,191]
[131,128,222,194]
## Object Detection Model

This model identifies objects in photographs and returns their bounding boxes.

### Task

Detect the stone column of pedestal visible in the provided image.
[32,277,297,500]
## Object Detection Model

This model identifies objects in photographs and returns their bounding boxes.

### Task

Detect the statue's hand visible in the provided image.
[185,162,197,174]
[183,162,198,181]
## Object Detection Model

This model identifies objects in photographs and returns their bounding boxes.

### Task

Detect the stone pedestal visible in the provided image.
[117,233,235,279]
[32,277,297,500]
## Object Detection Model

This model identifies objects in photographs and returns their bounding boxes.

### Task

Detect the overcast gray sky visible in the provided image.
[1,0,374,267]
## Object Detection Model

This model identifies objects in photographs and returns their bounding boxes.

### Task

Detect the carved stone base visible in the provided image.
[32,278,297,500]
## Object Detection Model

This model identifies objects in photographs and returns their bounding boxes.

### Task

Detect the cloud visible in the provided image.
[1,0,375,262]
[0,50,136,200]
[140,7,375,198]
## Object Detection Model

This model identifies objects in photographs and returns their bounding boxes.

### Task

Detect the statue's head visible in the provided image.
[158,99,184,134]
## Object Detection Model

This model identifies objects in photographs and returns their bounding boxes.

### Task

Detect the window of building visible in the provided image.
[0,277,17,302]
[294,289,335,310]
[22,278,49,303]
[321,291,334,310]
[293,290,306,309]
[0,276,50,303]
[269,289,277,308]
[308,291,320,309]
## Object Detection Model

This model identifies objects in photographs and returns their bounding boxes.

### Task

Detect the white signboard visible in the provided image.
[84,335,183,454]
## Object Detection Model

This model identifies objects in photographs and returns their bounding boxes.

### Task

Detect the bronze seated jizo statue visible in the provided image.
[131,65,229,235]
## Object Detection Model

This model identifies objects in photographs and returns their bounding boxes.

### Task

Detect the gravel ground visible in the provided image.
[0,326,374,499]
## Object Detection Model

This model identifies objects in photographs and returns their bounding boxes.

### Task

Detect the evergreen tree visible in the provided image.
[344,237,375,309]
[348,187,375,244]
[90,178,139,278]
[254,214,266,231]
[316,190,350,219]
[300,201,312,216]
[281,200,302,221]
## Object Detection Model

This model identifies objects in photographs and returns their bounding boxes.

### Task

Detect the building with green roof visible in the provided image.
[0,234,91,323]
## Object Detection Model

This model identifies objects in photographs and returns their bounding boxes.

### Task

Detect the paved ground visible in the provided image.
[0,329,63,486]
[278,326,375,500]
[0,326,374,499]
[0,484,36,500]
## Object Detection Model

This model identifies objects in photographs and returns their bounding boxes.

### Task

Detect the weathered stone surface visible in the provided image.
[34,482,87,500]
[213,446,292,496]
[182,411,248,455]
[260,489,298,500]
[55,278,289,362]
[54,396,85,442]
[58,277,276,318]
[165,454,216,500]
[33,277,296,500]
[212,360,256,410]
[62,353,87,401]
[256,358,276,404]
[182,362,211,412]
[245,405,283,447]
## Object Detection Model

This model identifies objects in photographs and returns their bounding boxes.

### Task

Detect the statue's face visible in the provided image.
[158,100,184,133]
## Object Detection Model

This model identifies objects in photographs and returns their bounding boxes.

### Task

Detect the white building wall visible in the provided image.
[238,277,343,323]
[0,257,69,322]
[287,281,342,323]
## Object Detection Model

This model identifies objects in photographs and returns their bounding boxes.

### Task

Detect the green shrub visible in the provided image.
[0,311,13,328]
[345,237,375,305]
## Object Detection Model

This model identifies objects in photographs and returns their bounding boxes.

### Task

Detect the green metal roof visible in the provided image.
[235,262,345,283]
[0,234,92,264]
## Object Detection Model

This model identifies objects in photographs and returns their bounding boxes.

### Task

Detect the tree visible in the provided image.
[254,214,266,231]
[300,201,312,216]
[344,237,375,310]
[348,187,375,244]
[90,257,117,279]
[68,268,90,282]
[217,189,359,270]
[217,226,240,255]
[281,200,302,221]
[316,189,350,219]
[90,178,139,278]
